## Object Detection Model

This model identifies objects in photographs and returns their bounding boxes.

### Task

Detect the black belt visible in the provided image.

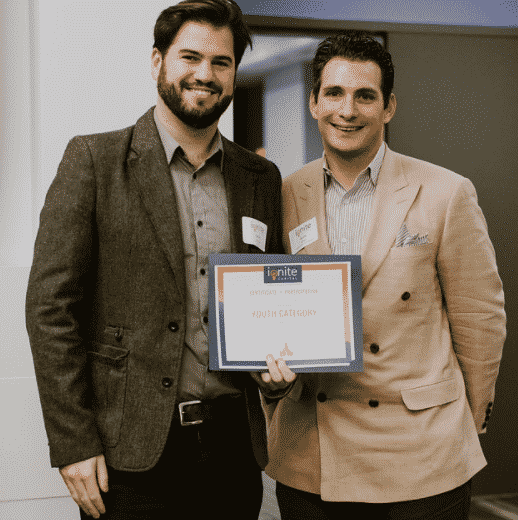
[177,394,244,426]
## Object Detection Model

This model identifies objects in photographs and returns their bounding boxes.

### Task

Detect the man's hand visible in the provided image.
[251,354,297,395]
[59,454,108,518]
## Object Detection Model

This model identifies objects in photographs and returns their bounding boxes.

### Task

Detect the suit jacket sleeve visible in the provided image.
[26,136,103,467]
[437,177,506,432]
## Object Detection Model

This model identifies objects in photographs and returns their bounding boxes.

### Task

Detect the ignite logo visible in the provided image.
[264,265,302,284]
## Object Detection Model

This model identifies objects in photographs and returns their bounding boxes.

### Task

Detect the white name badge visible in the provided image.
[242,217,267,252]
[289,217,319,254]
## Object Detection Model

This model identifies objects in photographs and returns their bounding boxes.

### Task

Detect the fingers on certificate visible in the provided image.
[262,354,297,385]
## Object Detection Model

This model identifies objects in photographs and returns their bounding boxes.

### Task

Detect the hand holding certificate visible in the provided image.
[208,254,363,373]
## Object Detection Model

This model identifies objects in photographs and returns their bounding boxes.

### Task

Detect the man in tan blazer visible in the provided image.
[261,31,506,519]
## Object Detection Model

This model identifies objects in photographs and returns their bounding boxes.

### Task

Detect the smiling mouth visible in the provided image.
[185,87,216,96]
[331,124,364,132]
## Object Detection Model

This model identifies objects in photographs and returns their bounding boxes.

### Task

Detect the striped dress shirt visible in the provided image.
[324,142,386,255]
[154,110,241,400]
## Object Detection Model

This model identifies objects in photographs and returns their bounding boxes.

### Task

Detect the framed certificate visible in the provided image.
[208,254,363,373]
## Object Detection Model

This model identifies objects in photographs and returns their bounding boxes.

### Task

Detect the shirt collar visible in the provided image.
[153,107,224,168]
[323,141,386,188]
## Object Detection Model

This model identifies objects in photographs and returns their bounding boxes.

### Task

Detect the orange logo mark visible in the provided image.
[280,343,293,357]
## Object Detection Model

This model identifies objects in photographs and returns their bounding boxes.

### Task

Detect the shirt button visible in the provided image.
[168,322,179,332]
[162,377,173,388]
[401,292,411,301]
[370,343,379,354]
[317,392,327,403]
[203,316,209,324]
[197,220,203,227]
[200,268,206,275]
[369,399,379,408]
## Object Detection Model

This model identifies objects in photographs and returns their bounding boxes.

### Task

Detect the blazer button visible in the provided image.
[369,399,379,408]
[168,322,179,332]
[482,421,487,429]
[370,343,380,354]
[114,331,123,342]
[203,316,209,324]
[401,292,411,301]
[317,392,327,403]
[162,377,173,388]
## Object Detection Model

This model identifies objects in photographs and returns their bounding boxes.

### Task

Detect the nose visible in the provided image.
[338,94,357,119]
[193,59,213,82]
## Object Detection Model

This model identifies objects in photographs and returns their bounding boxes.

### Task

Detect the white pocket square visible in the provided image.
[395,223,430,248]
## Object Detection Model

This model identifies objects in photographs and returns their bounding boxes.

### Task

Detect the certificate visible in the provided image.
[208,254,363,373]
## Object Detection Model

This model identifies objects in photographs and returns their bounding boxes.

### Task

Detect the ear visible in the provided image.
[309,91,319,120]
[151,48,162,82]
[383,93,397,124]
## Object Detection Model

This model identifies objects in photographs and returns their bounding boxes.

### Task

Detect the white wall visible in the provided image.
[264,64,306,178]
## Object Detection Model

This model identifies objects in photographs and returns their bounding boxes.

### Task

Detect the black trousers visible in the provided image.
[80,395,263,520]
[276,479,472,520]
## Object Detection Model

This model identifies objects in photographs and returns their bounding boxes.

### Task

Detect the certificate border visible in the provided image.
[208,254,363,373]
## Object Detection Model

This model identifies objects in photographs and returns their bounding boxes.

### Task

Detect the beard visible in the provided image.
[157,66,233,130]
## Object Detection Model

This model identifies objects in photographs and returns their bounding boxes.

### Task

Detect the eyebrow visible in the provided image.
[322,85,379,95]
[178,48,233,64]
[356,87,378,95]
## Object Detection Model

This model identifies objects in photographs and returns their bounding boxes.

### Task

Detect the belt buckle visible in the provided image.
[178,400,203,426]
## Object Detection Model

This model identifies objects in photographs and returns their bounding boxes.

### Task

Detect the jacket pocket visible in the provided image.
[88,342,129,447]
[401,378,461,411]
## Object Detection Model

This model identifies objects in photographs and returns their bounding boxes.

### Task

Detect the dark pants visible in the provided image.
[81,395,263,520]
[276,479,472,520]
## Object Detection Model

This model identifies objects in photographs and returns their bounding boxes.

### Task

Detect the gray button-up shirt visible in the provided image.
[154,110,241,400]
[324,142,386,255]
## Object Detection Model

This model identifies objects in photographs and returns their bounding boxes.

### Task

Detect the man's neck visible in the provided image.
[324,143,381,190]
[155,98,219,169]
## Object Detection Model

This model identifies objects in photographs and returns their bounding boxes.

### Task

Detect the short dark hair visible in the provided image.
[153,0,252,68]
[312,31,394,108]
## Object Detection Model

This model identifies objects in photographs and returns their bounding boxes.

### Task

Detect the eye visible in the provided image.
[358,91,376,102]
[213,59,231,68]
[324,89,342,98]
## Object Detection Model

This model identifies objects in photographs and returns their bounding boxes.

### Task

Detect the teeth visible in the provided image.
[335,126,361,132]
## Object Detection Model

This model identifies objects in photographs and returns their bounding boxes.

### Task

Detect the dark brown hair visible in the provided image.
[153,0,252,67]
[312,31,394,108]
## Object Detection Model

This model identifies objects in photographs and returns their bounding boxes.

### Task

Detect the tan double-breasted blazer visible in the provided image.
[264,146,506,502]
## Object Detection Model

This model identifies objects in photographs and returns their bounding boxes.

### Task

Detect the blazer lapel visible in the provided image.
[221,138,258,254]
[290,161,332,255]
[127,108,186,302]
[361,148,420,291]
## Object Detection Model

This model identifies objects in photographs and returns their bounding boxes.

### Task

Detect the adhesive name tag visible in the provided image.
[242,217,267,252]
[289,217,318,254]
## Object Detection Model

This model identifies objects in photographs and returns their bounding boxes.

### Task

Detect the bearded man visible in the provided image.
[25,2,288,518]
